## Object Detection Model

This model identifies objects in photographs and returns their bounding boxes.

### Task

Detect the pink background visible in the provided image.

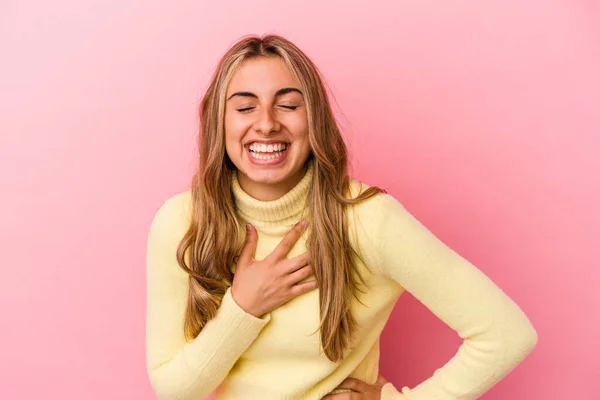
[1,1,598,399]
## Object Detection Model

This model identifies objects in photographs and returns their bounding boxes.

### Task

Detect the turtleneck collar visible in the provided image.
[231,159,313,234]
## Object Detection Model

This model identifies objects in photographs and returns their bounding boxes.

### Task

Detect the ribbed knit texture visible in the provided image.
[146,161,537,400]
[231,159,313,235]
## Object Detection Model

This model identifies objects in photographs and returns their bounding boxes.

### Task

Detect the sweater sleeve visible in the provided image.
[364,193,538,400]
[145,194,271,400]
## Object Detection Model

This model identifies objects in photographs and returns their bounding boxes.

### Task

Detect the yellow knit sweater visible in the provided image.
[145,161,537,400]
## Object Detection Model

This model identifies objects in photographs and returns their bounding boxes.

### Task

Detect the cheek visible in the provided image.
[224,115,247,142]
[286,112,309,137]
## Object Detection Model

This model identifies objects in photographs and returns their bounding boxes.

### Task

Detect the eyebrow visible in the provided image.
[226,87,303,101]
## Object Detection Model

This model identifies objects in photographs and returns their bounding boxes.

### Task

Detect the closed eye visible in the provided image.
[236,105,298,113]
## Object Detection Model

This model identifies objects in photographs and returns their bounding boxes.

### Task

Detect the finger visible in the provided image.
[286,264,313,285]
[269,220,307,261]
[283,251,311,274]
[321,393,352,400]
[324,393,360,400]
[290,277,318,296]
[238,224,257,265]
[335,378,370,393]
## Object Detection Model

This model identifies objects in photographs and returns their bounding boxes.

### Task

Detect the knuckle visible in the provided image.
[293,284,305,295]
[302,253,311,264]
[267,269,279,280]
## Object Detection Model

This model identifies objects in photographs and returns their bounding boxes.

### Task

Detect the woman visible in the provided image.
[145,34,537,400]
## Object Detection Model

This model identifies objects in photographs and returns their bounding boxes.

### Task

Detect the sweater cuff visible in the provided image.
[184,287,271,374]
[220,286,271,326]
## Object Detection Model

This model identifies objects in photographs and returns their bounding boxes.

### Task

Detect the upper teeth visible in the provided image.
[249,143,287,153]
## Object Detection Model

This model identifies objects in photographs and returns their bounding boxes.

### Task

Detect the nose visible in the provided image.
[252,107,280,135]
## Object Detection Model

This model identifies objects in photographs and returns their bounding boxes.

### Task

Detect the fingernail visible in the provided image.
[301,220,308,229]
[246,224,251,233]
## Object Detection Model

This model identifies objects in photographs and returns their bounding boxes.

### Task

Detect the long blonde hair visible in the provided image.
[176,34,385,362]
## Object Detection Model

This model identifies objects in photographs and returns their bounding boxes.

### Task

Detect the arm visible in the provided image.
[145,194,271,400]
[365,193,538,400]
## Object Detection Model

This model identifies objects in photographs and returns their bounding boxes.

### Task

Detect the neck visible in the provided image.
[231,159,314,234]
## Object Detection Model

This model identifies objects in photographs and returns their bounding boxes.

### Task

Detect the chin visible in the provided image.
[242,167,289,184]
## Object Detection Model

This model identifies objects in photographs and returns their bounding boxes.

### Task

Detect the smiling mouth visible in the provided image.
[247,142,288,160]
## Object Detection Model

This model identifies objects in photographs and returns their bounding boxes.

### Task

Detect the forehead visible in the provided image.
[226,57,300,96]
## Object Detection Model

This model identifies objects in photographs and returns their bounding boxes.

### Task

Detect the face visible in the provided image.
[224,56,311,200]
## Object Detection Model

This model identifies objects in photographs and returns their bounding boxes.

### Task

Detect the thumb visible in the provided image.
[238,224,257,265]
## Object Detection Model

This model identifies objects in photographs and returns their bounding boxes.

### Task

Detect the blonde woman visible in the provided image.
[145,34,537,400]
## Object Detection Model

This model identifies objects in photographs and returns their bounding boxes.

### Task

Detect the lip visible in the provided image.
[245,143,290,166]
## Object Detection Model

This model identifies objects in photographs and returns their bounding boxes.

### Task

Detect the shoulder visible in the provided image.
[346,178,406,218]
[345,179,420,253]
[146,190,193,281]
[345,179,408,275]
[147,189,193,240]
[345,178,411,238]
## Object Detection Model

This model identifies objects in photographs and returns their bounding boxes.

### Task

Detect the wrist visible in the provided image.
[230,288,261,317]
